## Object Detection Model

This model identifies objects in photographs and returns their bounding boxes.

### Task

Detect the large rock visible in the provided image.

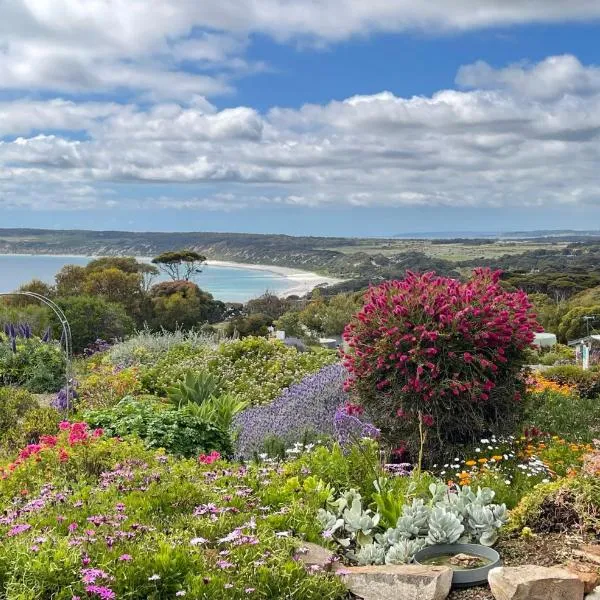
[488,565,584,600]
[339,564,452,600]
[294,542,337,571]
[575,545,600,566]
[565,561,600,594]
[587,587,600,600]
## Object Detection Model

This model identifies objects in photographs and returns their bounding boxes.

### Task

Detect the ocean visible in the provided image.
[0,254,291,302]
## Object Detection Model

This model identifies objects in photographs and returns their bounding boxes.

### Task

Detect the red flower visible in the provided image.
[421,414,435,427]
[344,403,364,416]
[198,451,221,465]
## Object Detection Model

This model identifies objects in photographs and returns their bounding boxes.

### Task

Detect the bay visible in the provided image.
[0,254,292,302]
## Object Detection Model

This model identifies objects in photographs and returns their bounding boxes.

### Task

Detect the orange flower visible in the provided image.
[465,460,477,467]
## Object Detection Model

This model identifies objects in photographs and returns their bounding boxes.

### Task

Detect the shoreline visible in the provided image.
[0,253,343,298]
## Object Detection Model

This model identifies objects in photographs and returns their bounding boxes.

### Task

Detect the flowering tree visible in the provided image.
[342,269,541,461]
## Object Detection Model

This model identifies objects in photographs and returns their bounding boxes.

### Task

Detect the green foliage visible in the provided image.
[166,371,219,408]
[544,364,600,399]
[1,406,62,454]
[151,249,206,281]
[84,396,232,457]
[0,387,37,438]
[523,388,600,441]
[0,436,347,599]
[224,313,271,337]
[186,392,248,432]
[141,337,337,406]
[558,304,600,342]
[0,338,65,393]
[55,295,134,353]
[508,475,600,534]
[149,281,223,331]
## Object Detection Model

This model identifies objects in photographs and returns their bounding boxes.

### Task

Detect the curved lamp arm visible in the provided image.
[0,292,73,410]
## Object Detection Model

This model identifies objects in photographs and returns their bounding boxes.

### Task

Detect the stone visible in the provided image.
[565,561,600,594]
[575,545,600,566]
[488,565,584,600]
[586,585,600,599]
[294,542,337,571]
[339,564,452,600]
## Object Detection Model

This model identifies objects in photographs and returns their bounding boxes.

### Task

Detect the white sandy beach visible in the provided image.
[204,260,342,297]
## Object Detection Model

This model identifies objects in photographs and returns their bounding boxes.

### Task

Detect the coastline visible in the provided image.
[204,260,343,297]
[0,253,343,298]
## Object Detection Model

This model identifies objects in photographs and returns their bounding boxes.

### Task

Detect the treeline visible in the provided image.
[0,254,239,353]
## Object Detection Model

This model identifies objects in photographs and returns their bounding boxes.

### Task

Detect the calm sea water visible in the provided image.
[0,255,291,302]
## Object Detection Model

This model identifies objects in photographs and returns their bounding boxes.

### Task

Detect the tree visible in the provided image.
[83,267,143,319]
[55,265,87,297]
[224,313,271,338]
[149,280,217,330]
[557,305,600,342]
[245,292,290,321]
[55,295,134,353]
[343,269,540,462]
[151,250,206,281]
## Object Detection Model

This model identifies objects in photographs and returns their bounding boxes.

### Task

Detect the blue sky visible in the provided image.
[2,2,600,236]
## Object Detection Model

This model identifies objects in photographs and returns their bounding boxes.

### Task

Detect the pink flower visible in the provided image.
[198,451,221,465]
[59,421,71,431]
[118,554,133,561]
[421,414,434,427]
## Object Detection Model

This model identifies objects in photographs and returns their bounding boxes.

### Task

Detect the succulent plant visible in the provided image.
[385,538,426,565]
[425,508,465,546]
[355,543,386,566]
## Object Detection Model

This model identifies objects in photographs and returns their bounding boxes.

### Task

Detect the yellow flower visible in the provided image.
[478,458,488,464]
[465,460,477,467]
[491,455,503,462]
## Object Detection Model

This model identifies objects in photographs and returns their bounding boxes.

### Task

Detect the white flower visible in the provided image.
[190,537,207,545]
[504,480,511,485]
[475,448,481,453]
[148,574,161,581]
[480,439,490,444]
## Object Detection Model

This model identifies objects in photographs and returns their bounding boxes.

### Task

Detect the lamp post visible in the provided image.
[0,292,73,409]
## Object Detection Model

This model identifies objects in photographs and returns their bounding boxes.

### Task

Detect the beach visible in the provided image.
[204,260,343,297]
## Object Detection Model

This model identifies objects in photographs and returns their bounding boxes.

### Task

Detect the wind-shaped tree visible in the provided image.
[151,250,206,281]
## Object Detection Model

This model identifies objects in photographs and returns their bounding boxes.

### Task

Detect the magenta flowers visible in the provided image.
[342,269,541,459]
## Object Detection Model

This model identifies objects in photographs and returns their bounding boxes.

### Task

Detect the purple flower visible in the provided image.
[333,407,380,448]
[84,586,115,600]
[7,523,31,537]
[233,364,350,458]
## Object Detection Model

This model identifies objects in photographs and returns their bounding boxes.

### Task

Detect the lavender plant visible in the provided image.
[233,364,349,459]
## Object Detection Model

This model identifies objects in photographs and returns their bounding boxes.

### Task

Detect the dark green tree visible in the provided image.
[151,250,206,281]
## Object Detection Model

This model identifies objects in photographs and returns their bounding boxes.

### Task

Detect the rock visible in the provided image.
[565,561,600,594]
[294,542,337,571]
[488,565,584,600]
[339,564,452,600]
[575,545,600,566]
[587,587,600,600]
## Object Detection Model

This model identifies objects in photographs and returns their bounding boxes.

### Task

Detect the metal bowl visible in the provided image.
[413,543,501,588]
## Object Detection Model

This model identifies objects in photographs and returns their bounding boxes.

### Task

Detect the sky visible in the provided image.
[2,1,600,236]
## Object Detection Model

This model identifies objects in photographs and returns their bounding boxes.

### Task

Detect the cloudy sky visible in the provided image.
[2,1,600,235]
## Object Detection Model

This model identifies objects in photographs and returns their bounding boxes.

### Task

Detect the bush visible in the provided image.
[543,365,600,399]
[0,338,65,392]
[84,396,232,458]
[508,475,600,534]
[0,387,37,438]
[107,328,220,367]
[1,406,62,454]
[233,364,350,458]
[56,295,135,354]
[141,337,337,406]
[342,269,540,461]
[77,364,143,410]
[523,388,600,441]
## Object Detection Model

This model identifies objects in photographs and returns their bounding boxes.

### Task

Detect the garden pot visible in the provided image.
[413,543,501,588]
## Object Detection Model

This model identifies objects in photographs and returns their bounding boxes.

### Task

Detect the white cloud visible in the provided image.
[2,49,600,211]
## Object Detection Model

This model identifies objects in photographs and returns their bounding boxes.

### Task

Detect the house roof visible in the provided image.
[567,334,600,346]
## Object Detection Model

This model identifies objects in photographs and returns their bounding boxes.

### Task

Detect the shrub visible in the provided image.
[107,328,220,367]
[508,475,600,534]
[342,269,540,461]
[0,338,65,392]
[141,337,337,406]
[543,365,600,399]
[77,364,142,410]
[84,396,232,457]
[55,295,134,353]
[523,388,600,441]
[0,387,38,438]
[1,406,63,453]
[233,364,349,458]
